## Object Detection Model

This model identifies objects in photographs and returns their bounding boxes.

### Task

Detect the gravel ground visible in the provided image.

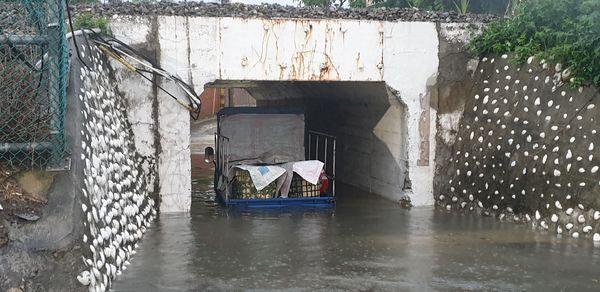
[71,2,499,23]
[0,3,38,35]
[0,165,45,248]
[0,2,498,33]
[0,165,82,292]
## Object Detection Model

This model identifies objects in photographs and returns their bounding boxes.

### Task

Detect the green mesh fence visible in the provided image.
[0,0,69,169]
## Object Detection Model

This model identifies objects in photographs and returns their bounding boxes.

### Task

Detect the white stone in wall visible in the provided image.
[439,23,484,45]
[77,43,157,291]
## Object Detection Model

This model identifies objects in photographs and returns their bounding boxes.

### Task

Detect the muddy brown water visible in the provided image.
[111,165,600,291]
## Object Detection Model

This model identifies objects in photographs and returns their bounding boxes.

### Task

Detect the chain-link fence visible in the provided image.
[0,0,69,169]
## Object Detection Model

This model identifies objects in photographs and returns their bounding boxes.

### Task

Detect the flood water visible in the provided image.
[112,165,600,291]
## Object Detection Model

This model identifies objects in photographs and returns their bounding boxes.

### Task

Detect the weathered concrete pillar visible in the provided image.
[382,22,439,206]
[157,16,219,213]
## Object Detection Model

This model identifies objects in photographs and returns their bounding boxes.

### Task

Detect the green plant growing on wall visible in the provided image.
[469,0,600,87]
[453,0,470,14]
[434,0,445,11]
[349,0,514,14]
[504,0,521,16]
[349,0,367,7]
[407,0,429,9]
[73,13,111,35]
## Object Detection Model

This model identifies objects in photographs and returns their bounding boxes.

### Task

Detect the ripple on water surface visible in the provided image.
[111,168,600,292]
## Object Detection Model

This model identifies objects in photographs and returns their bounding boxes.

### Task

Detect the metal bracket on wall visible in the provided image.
[46,157,71,172]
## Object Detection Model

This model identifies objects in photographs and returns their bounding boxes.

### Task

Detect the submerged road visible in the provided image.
[111,167,600,291]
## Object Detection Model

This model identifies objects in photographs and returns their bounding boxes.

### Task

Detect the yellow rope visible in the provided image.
[98,44,137,72]
[98,44,195,112]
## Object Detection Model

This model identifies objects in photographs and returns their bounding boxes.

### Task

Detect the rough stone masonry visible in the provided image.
[72,2,498,23]
[76,39,157,291]
[437,54,600,242]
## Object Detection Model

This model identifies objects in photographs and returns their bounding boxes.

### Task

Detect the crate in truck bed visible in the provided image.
[289,173,321,198]
[214,107,336,208]
[230,168,278,199]
[231,169,322,199]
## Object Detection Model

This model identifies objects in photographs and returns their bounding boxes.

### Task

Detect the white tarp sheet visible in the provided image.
[292,160,324,185]
[233,165,286,191]
[228,160,324,198]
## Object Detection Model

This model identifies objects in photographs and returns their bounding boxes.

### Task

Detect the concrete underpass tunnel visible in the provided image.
[202,80,410,202]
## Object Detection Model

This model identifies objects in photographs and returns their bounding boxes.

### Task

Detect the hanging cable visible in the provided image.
[90,33,202,119]
[64,0,91,71]
[61,15,202,118]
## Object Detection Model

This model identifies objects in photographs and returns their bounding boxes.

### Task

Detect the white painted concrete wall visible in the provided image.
[219,18,384,81]
[110,16,444,212]
[381,22,439,206]
[326,100,408,202]
[109,17,157,195]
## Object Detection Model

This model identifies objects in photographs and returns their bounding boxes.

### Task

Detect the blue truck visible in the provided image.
[213,107,336,208]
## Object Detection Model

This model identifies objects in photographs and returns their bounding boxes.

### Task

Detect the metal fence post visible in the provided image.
[0,0,68,169]
[46,0,69,170]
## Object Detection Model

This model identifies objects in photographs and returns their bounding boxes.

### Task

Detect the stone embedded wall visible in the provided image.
[75,42,157,290]
[433,23,483,199]
[437,54,600,241]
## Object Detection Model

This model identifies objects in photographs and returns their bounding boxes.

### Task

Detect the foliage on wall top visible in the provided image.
[469,0,600,87]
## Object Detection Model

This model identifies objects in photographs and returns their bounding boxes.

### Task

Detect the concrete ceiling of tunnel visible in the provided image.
[207,81,395,104]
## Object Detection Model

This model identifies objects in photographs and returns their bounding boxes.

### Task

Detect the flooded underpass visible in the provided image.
[109,157,600,292]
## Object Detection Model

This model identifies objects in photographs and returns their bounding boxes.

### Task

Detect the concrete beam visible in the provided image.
[109,15,479,212]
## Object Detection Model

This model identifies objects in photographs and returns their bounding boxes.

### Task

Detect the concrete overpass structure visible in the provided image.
[106,11,482,212]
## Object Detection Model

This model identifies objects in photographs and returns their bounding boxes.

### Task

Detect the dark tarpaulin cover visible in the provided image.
[217,108,305,165]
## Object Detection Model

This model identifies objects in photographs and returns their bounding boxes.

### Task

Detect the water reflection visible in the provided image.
[112,169,600,291]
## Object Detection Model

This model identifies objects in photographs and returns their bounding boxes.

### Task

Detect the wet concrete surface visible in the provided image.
[111,166,600,292]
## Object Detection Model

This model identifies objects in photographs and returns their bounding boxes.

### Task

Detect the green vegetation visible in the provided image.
[346,0,513,15]
[453,0,469,14]
[73,13,111,35]
[469,0,600,87]
[433,0,445,11]
[303,0,503,12]
[406,0,427,8]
